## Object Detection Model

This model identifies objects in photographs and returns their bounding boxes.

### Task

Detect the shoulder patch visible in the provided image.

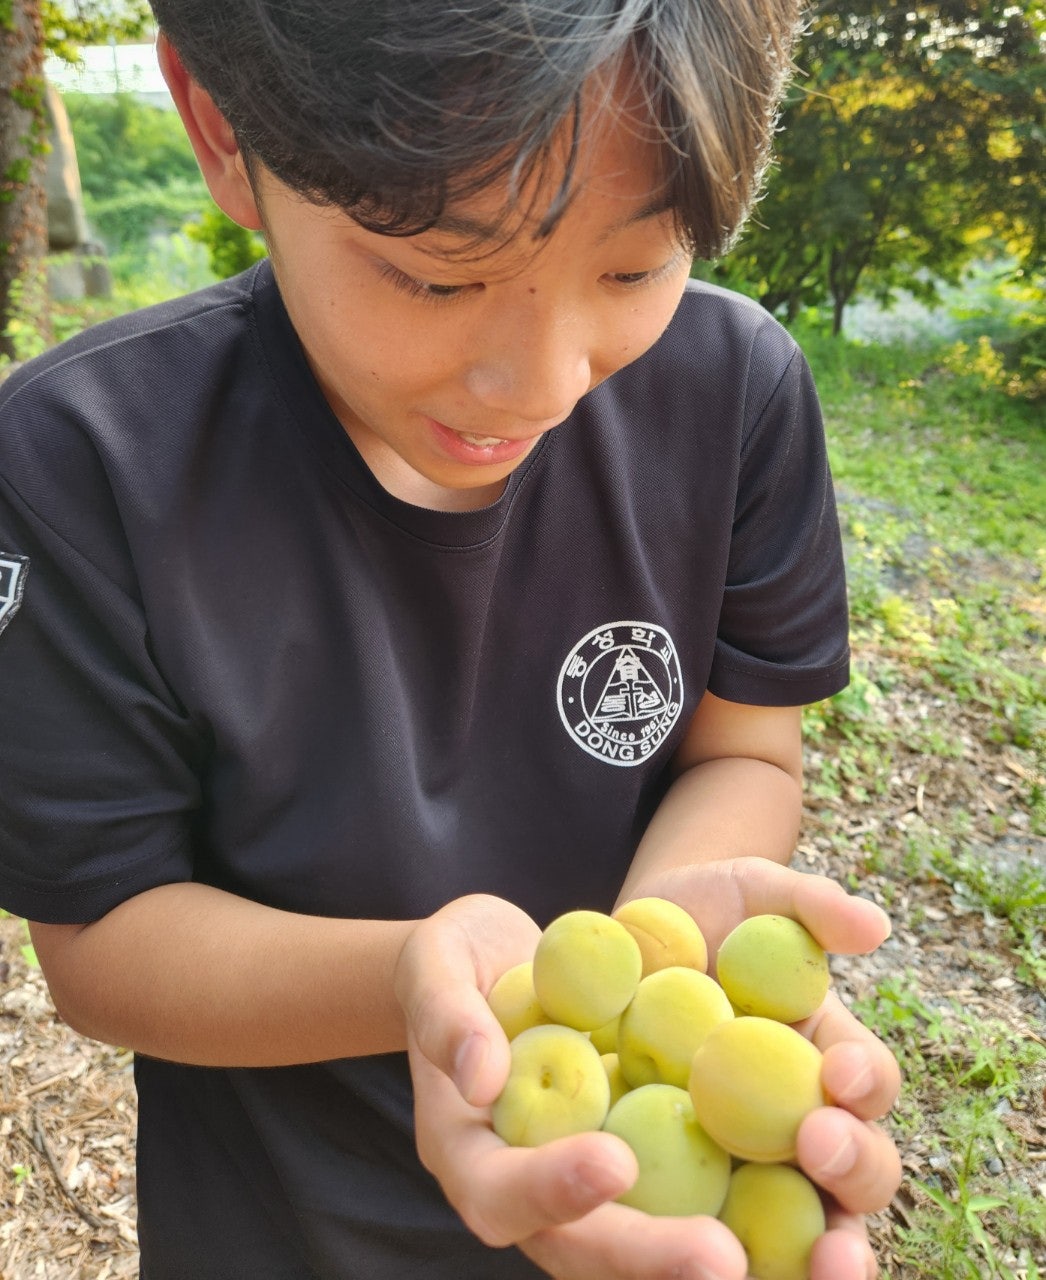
[0,553,29,638]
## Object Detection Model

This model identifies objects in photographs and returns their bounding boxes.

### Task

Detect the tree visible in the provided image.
[710,2,1046,333]
[0,0,149,359]
[1,0,49,360]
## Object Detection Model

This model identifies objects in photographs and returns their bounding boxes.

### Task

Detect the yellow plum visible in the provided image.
[688,1016,825,1163]
[532,909,642,1032]
[491,1024,611,1147]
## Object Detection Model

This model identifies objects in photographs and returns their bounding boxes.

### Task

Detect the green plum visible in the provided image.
[716,914,829,1023]
[603,1083,731,1217]
[718,1162,826,1280]
[612,896,708,976]
[487,961,551,1042]
[617,966,734,1089]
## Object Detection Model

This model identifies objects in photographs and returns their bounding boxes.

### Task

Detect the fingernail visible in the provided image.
[833,1058,874,1105]
[571,1156,633,1204]
[815,1132,857,1179]
[453,1032,488,1102]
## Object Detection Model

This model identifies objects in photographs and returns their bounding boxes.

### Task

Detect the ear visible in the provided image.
[156,33,263,231]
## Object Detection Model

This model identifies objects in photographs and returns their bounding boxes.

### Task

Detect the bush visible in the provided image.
[63,92,202,200]
[63,92,211,255]
[85,175,210,252]
[184,206,267,280]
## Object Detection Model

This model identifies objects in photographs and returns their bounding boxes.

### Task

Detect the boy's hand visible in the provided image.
[395,871,902,1280]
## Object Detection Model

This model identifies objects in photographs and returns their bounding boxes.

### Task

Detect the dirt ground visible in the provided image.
[0,921,138,1278]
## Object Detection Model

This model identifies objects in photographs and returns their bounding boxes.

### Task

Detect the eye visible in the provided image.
[377,261,471,303]
[606,252,689,289]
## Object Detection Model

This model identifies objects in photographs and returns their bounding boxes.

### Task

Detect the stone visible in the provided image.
[44,83,90,251]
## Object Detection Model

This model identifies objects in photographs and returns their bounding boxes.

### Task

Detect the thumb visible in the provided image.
[395,894,539,1106]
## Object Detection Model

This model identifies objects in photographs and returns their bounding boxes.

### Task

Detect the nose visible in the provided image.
[463,295,592,426]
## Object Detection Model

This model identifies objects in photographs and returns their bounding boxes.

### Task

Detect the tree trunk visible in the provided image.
[0,0,50,362]
[831,290,845,337]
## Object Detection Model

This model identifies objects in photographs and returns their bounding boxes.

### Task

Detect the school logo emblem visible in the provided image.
[0,554,28,639]
[558,621,683,766]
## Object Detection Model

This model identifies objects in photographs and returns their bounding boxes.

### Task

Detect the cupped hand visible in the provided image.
[795,989,903,1280]
[626,855,893,964]
[395,893,750,1279]
[395,875,902,1280]
[621,858,904,1278]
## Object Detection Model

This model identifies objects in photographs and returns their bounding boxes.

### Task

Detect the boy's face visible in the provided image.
[250,98,693,511]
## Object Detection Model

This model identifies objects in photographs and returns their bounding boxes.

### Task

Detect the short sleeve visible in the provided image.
[707,343,849,706]
[0,376,200,924]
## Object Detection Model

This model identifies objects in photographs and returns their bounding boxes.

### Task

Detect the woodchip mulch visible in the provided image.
[0,920,137,1278]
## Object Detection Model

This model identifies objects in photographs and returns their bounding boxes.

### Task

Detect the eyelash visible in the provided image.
[377,258,680,305]
[377,263,469,304]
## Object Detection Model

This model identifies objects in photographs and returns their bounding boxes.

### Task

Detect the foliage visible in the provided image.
[106,228,214,305]
[61,92,210,253]
[64,91,201,201]
[184,204,267,280]
[0,258,50,359]
[1,0,152,347]
[0,909,38,967]
[944,260,1046,402]
[703,2,1046,333]
[62,93,267,277]
[84,174,206,249]
[42,0,151,63]
[853,972,1046,1278]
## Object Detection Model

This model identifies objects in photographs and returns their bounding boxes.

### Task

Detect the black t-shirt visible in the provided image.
[0,262,848,1277]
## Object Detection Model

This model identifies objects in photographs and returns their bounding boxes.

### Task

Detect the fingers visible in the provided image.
[797,1104,902,1216]
[792,992,903,1216]
[468,1136,640,1247]
[729,858,892,957]
[407,1026,638,1247]
[521,1205,748,1280]
[658,859,892,962]
[399,953,508,1109]
[811,1216,879,1280]
[408,1022,750,1279]
[799,992,902,1121]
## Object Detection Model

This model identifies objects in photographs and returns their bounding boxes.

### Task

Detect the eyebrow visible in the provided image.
[428,196,675,249]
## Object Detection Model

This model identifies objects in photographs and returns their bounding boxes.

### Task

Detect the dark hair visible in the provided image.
[150,0,801,257]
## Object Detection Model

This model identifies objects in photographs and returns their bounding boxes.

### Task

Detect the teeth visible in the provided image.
[459,433,506,447]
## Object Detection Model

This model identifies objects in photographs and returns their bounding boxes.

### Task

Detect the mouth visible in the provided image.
[456,431,515,448]
[426,416,545,467]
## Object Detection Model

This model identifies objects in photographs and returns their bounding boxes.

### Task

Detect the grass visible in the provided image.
[796,318,1046,1279]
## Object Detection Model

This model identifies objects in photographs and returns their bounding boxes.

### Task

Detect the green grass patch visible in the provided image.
[796,323,1046,563]
[797,320,1045,1276]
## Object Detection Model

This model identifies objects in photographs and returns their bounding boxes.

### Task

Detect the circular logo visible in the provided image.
[557,621,684,767]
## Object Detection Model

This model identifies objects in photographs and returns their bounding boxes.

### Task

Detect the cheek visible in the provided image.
[606,295,685,369]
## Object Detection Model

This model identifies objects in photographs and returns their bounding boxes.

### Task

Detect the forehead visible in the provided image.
[415,79,676,260]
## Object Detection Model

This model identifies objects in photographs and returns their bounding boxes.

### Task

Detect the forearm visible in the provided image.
[617,752,802,907]
[30,882,416,1067]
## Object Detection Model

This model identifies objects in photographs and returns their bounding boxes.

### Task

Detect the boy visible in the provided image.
[0,2,902,1276]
